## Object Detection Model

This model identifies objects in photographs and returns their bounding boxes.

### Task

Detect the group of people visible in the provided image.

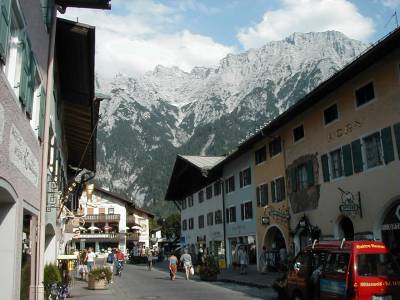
[76,247,126,280]
[168,249,193,281]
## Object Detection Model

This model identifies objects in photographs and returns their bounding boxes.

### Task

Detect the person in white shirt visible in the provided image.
[86,248,96,272]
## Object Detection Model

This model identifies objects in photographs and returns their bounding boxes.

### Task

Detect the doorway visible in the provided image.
[339,216,354,240]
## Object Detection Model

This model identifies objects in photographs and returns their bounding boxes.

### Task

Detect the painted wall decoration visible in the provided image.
[9,125,39,187]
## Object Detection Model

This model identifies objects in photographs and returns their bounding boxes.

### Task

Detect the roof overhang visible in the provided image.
[56,0,111,10]
[56,18,98,172]
[164,155,223,201]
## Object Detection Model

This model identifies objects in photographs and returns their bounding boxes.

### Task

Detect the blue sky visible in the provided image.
[63,0,400,78]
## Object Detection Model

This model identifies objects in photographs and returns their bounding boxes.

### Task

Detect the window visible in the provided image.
[198,190,204,203]
[256,183,268,207]
[291,160,314,192]
[215,210,222,224]
[188,218,194,230]
[269,137,282,157]
[188,195,193,207]
[355,82,375,107]
[293,125,304,142]
[324,104,338,125]
[225,176,235,193]
[363,132,383,169]
[214,181,221,196]
[324,253,349,275]
[226,206,236,223]
[198,215,204,229]
[297,164,308,191]
[255,146,267,164]
[182,219,187,231]
[206,185,213,199]
[207,212,213,226]
[330,149,343,179]
[272,177,285,202]
[239,168,251,188]
[99,208,105,214]
[181,198,187,209]
[108,207,114,214]
[241,201,253,220]
[357,253,400,277]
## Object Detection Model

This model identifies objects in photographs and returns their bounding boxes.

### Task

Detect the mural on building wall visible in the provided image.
[287,154,320,213]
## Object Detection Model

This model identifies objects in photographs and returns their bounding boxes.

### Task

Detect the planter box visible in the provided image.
[88,276,108,290]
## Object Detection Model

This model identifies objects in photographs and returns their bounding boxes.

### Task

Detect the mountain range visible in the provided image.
[94,31,367,216]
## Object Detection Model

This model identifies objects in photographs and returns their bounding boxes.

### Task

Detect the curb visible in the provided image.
[216,278,272,289]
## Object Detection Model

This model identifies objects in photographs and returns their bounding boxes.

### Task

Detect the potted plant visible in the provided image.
[198,255,220,281]
[43,263,62,298]
[88,267,112,290]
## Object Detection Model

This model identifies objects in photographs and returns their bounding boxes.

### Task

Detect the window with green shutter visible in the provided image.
[290,168,297,192]
[38,86,46,141]
[381,126,395,164]
[25,52,37,118]
[320,154,330,182]
[19,35,33,107]
[306,160,314,186]
[351,139,363,173]
[0,0,11,62]
[342,144,353,176]
[271,180,276,202]
[394,123,400,160]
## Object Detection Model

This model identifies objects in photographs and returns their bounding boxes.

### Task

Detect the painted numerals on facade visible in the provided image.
[328,120,362,142]
[9,125,39,187]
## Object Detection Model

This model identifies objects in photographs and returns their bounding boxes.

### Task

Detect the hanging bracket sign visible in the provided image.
[338,188,362,218]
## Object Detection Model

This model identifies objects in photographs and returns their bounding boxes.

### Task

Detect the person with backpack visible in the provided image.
[106,248,115,281]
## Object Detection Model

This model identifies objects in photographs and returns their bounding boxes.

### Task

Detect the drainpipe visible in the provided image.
[36,5,57,300]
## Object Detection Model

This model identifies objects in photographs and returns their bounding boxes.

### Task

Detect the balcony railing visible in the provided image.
[75,233,120,240]
[83,214,120,222]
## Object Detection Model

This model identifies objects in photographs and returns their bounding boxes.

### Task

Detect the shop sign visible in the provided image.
[270,210,290,220]
[338,188,362,217]
[9,125,39,187]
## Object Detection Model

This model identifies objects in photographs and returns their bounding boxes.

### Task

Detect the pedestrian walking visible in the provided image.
[169,253,178,280]
[86,248,96,272]
[238,246,248,275]
[78,249,88,280]
[147,248,153,270]
[106,248,115,282]
[180,249,193,280]
[259,246,268,274]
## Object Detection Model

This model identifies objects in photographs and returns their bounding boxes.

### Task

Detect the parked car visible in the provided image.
[279,240,400,300]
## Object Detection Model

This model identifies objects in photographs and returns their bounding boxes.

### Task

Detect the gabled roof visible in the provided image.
[180,155,225,170]
[164,155,224,201]
[95,187,155,218]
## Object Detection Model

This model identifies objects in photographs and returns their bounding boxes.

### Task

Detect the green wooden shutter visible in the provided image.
[342,144,353,176]
[394,123,400,160]
[290,168,297,192]
[19,36,32,106]
[320,154,330,182]
[239,171,243,188]
[351,139,363,173]
[264,183,269,206]
[240,204,244,220]
[256,186,260,207]
[0,0,11,62]
[25,52,36,118]
[38,86,46,141]
[381,127,395,164]
[271,180,276,203]
[306,160,314,186]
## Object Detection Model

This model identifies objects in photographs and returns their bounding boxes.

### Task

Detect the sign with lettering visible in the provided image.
[328,120,362,143]
[9,125,39,187]
[270,210,290,220]
[338,189,361,217]
[382,204,400,231]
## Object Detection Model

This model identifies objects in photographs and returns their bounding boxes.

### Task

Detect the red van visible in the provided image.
[283,240,400,300]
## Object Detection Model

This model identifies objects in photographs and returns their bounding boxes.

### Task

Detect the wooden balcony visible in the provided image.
[83,214,120,223]
[126,232,140,241]
[73,233,120,241]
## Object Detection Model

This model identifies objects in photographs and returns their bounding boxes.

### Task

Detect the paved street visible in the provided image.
[70,264,278,300]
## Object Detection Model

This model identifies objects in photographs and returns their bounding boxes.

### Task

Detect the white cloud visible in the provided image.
[237,0,375,49]
[382,0,400,8]
[62,0,233,78]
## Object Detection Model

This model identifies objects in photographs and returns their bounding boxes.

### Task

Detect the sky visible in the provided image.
[62,0,400,79]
